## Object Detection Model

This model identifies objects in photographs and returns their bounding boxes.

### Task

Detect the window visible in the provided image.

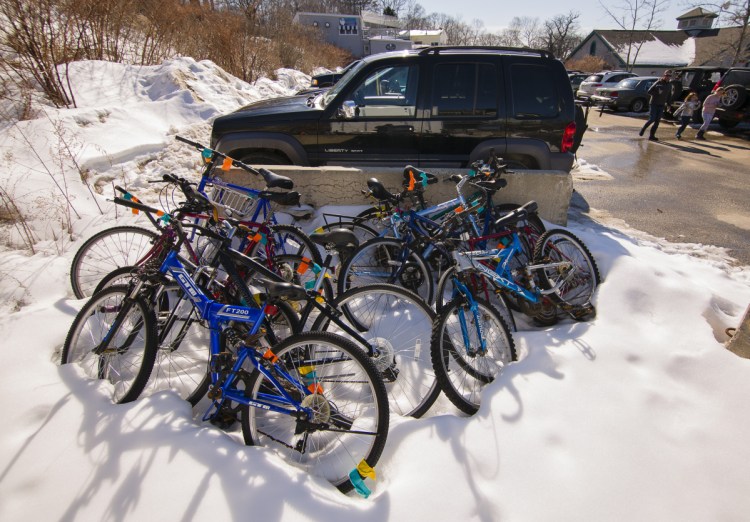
[345,65,418,118]
[589,41,597,56]
[431,63,498,117]
[510,64,559,118]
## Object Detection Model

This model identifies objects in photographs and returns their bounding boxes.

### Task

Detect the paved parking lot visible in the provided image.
[570,110,750,265]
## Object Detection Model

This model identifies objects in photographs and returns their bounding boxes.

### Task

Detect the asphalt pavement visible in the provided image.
[570,109,750,266]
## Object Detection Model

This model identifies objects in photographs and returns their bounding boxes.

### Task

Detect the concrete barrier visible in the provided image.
[221,166,573,225]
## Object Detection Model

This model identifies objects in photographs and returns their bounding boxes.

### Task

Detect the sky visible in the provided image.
[1,57,750,520]
[418,0,696,35]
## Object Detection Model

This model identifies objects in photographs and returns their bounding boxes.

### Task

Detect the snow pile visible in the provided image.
[1,57,750,521]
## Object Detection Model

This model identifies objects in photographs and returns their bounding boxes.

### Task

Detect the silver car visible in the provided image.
[577,71,637,100]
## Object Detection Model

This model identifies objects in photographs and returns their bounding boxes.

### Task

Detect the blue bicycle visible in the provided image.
[69,136,320,299]
[61,176,389,495]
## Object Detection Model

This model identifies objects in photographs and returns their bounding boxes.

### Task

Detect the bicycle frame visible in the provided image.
[158,247,315,422]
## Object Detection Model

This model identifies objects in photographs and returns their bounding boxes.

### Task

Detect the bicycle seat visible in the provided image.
[310,228,359,251]
[474,178,507,194]
[260,280,308,301]
[258,168,294,190]
[494,201,538,228]
[366,178,398,202]
[258,190,301,206]
[403,165,437,189]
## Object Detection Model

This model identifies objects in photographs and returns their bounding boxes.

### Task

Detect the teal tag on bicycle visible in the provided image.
[202,149,213,161]
[348,469,372,498]
[304,280,315,290]
[419,172,428,187]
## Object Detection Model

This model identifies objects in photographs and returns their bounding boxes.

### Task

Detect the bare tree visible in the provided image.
[542,11,583,59]
[504,16,544,48]
[599,0,670,71]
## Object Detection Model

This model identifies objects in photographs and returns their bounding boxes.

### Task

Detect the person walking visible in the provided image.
[696,88,725,140]
[673,92,701,139]
[639,72,671,141]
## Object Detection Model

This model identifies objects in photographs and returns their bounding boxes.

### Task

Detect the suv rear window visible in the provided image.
[510,63,559,118]
[432,63,498,117]
[585,74,603,82]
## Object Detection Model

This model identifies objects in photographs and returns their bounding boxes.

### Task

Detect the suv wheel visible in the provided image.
[722,84,747,110]
[239,151,291,166]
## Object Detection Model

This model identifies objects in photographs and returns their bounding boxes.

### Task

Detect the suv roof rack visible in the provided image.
[417,45,554,60]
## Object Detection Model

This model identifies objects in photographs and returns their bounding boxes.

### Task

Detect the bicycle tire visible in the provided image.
[532,229,600,317]
[61,285,158,404]
[311,283,440,418]
[241,331,389,494]
[70,226,158,299]
[337,237,434,304]
[435,266,517,332]
[430,296,516,415]
[247,223,323,266]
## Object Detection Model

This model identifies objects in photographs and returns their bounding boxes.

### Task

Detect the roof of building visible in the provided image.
[677,8,718,20]
[570,27,746,67]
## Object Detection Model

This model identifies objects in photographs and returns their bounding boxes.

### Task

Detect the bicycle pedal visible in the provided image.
[209,412,238,430]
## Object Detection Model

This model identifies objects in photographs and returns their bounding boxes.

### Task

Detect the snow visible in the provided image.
[1,58,750,521]
[603,34,696,67]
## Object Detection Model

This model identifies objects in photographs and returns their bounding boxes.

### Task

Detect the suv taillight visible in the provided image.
[610,91,619,97]
[562,122,576,153]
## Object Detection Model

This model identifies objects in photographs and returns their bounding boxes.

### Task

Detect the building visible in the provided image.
[292,11,412,58]
[399,29,447,47]
[567,8,749,75]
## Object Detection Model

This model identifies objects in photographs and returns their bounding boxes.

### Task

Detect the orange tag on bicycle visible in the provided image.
[296,258,311,274]
[407,170,417,191]
[308,383,324,394]
[221,157,233,171]
[262,349,279,364]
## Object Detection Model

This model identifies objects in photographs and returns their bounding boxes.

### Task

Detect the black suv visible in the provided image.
[211,46,581,171]
[665,66,727,120]
[714,67,750,128]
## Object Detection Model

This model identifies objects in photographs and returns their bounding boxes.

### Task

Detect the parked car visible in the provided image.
[664,66,727,120]
[576,71,637,100]
[310,60,360,89]
[211,46,584,171]
[590,76,658,112]
[714,67,750,128]
[568,72,589,91]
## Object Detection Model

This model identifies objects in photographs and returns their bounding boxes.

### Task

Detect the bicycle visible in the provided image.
[69,136,321,299]
[336,162,546,306]
[61,177,389,495]
[430,206,599,414]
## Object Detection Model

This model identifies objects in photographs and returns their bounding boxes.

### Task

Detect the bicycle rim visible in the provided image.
[62,285,157,403]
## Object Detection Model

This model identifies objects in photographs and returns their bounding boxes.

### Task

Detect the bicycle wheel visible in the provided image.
[61,285,158,404]
[430,296,516,415]
[532,229,600,317]
[241,331,389,494]
[70,226,158,299]
[311,284,439,418]
[337,237,434,304]
[435,266,517,331]
[248,223,323,266]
